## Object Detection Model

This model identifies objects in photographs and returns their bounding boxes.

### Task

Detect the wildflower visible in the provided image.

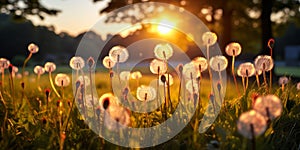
[209,55,228,72]
[120,71,131,81]
[159,74,173,86]
[225,42,242,57]
[44,62,56,73]
[136,85,156,101]
[0,58,10,69]
[297,82,300,90]
[278,76,289,85]
[87,57,95,68]
[237,62,255,78]
[130,71,142,79]
[182,62,197,80]
[185,79,198,94]
[55,73,70,87]
[192,57,207,77]
[202,31,217,46]
[150,59,167,75]
[34,65,45,75]
[237,110,267,139]
[99,93,118,110]
[154,43,173,60]
[109,45,129,63]
[69,56,85,70]
[253,94,282,120]
[103,56,115,69]
[254,55,274,72]
[27,43,39,53]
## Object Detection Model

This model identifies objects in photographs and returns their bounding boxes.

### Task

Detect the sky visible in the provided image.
[28,0,125,37]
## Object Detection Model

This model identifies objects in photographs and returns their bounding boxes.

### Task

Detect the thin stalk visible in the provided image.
[22,52,32,81]
[1,68,4,89]
[49,71,61,98]
[232,56,240,95]
[89,69,96,120]
[242,77,246,93]
[37,74,42,91]
[246,76,249,92]
[255,74,260,87]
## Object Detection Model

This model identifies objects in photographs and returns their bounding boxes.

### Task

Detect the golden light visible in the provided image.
[157,19,175,35]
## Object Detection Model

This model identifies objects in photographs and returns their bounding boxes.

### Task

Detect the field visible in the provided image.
[0,68,300,150]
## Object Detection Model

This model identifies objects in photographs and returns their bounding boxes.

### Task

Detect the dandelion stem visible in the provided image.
[37,74,42,91]
[22,52,32,81]
[89,68,96,120]
[49,72,61,98]
[232,56,240,95]
[255,74,260,87]
[242,77,246,93]
[246,76,249,92]
[263,70,268,90]
[1,68,4,89]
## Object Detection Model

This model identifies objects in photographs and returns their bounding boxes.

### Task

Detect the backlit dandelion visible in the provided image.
[131,71,142,87]
[34,65,45,91]
[192,57,207,78]
[237,62,255,92]
[159,73,173,86]
[253,94,282,121]
[237,110,267,144]
[120,71,131,81]
[109,45,129,63]
[44,62,60,98]
[226,42,242,95]
[69,56,85,70]
[23,43,38,81]
[150,59,167,75]
[154,43,173,60]
[55,73,70,87]
[209,55,228,83]
[254,55,274,87]
[136,85,156,101]
[0,58,10,88]
[278,76,289,91]
[255,69,262,87]
[28,43,39,53]
[182,62,197,80]
[103,56,116,69]
[202,32,217,46]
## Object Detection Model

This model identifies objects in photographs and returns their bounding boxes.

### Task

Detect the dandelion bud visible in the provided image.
[45,88,51,97]
[96,106,101,116]
[160,74,166,83]
[21,82,25,89]
[87,57,95,68]
[110,71,114,78]
[217,82,221,92]
[75,80,81,89]
[28,43,39,53]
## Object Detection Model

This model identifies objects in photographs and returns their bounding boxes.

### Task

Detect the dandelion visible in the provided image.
[226,42,242,95]
[109,45,129,63]
[55,73,70,99]
[191,57,207,104]
[136,85,156,101]
[0,58,10,88]
[105,105,131,131]
[254,55,274,88]
[159,73,173,86]
[87,56,96,119]
[297,82,300,91]
[253,94,282,121]
[209,55,228,83]
[154,43,173,60]
[44,62,60,98]
[34,65,45,91]
[103,56,115,91]
[278,76,289,91]
[120,71,131,81]
[202,32,217,85]
[237,62,255,92]
[182,62,197,80]
[99,93,118,110]
[185,79,199,95]
[237,110,267,149]
[23,43,38,81]
[268,38,275,90]
[150,59,167,75]
[70,56,85,78]
[131,71,142,87]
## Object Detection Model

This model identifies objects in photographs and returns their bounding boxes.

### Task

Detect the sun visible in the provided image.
[157,19,175,35]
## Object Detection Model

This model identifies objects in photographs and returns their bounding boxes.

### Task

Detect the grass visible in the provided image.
[0,70,300,149]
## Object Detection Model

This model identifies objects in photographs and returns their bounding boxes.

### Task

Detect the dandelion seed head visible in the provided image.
[150,59,167,75]
[154,43,173,60]
[44,62,56,72]
[253,95,282,120]
[55,73,70,87]
[202,32,217,46]
[109,45,129,63]
[77,75,90,86]
[34,65,45,75]
[136,85,156,101]
[254,55,274,72]
[209,55,228,72]
[120,71,131,81]
[237,110,267,139]
[0,58,10,69]
[130,71,142,79]
[99,93,118,110]
[278,76,289,85]
[28,43,39,53]
[237,62,255,77]
[192,57,208,77]
[185,79,199,94]
[225,42,242,56]
[103,56,116,69]
[182,62,197,80]
[69,56,85,70]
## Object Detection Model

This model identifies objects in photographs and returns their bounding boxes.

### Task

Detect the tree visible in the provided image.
[0,0,60,20]
[95,0,300,54]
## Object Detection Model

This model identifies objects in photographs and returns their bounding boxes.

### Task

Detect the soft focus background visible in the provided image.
[0,0,300,77]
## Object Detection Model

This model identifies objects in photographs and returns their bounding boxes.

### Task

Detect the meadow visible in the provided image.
[0,37,300,150]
